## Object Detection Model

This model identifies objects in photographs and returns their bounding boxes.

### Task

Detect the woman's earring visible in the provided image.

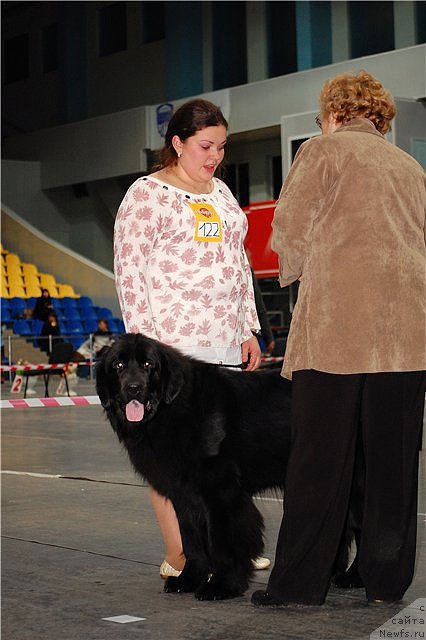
[177,152,182,158]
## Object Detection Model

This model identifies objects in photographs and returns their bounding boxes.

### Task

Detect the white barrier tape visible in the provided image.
[0,395,101,409]
[0,361,92,372]
[2,358,283,372]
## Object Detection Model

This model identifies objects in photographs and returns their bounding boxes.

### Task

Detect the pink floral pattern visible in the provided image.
[114,176,259,348]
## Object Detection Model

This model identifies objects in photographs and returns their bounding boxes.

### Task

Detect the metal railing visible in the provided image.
[4,333,102,382]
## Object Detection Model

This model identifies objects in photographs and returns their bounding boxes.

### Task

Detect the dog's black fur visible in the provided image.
[96,333,361,600]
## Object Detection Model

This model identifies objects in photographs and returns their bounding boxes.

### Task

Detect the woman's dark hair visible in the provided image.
[155,99,228,170]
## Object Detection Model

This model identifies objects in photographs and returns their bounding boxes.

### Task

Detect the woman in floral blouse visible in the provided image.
[114,99,267,578]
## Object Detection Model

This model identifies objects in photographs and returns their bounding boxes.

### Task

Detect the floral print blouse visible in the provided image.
[114,175,260,349]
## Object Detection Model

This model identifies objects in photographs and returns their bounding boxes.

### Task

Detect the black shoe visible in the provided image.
[251,590,287,607]
[251,589,324,607]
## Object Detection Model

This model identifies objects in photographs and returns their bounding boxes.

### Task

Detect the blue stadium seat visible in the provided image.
[26,297,38,309]
[9,297,27,314]
[1,297,10,309]
[65,319,84,334]
[79,307,97,321]
[77,296,94,309]
[51,298,63,312]
[107,319,118,333]
[31,319,44,335]
[59,320,68,334]
[1,307,12,322]
[70,337,85,350]
[13,319,33,336]
[82,318,99,333]
[96,307,113,320]
[115,319,125,333]
[64,308,81,321]
[61,297,78,310]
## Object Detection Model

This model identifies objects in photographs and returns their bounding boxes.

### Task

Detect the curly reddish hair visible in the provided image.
[319,70,396,134]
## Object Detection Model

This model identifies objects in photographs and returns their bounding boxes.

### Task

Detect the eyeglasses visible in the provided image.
[315,114,322,130]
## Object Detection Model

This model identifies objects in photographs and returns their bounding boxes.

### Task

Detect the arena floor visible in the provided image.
[2,377,425,640]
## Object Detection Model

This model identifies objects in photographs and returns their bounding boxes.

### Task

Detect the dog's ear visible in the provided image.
[159,348,184,404]
[201,412,226,457]
[95,347,112,410]
[164,365,184,404]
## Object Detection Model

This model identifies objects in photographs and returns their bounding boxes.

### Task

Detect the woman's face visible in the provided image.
[173,125,227,183]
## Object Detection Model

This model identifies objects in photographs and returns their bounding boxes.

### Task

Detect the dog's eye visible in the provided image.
[143,361,154,369]
[113,360,125,371]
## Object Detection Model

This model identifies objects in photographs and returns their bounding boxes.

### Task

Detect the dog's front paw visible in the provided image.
[164,571,205,594]
[195,579,244,601]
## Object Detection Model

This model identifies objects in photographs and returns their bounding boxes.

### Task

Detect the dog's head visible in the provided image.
[96,334,184,435]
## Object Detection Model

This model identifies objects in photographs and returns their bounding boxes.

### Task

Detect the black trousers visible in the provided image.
[267,370,425,604]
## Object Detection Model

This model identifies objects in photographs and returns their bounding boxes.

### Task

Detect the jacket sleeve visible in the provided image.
[272,138,332,287]
[114,179,170,337]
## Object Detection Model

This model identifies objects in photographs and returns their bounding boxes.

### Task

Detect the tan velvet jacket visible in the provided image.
[272,118,426,379]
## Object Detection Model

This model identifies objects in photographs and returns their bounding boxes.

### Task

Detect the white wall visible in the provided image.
[1,160,115,271]
[3,45,425,192]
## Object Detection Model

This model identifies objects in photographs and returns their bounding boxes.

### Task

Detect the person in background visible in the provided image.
[39,312,63,354]
[75,318,115,377]
[33,289,53,322]
[251,269,275,355]
[92,318,114,356]
[252,71,426,609]
[114,98,268,580]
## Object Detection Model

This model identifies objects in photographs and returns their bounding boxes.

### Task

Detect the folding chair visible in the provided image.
[23,342,74,398]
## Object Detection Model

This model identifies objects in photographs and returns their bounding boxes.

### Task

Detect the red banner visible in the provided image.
[243,200,279,279]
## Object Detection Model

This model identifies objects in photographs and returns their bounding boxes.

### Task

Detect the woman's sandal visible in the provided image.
[160,556,271,579]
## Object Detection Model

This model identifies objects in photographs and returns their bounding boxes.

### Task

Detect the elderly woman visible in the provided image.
[252,71,425,607]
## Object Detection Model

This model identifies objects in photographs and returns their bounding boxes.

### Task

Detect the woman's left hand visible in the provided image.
[241,336,262,371]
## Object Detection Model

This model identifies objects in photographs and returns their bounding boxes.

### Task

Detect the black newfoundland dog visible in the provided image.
[96,333,362,601]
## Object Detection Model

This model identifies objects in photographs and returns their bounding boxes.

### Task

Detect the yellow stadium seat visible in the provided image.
[57,283,80,298]
[21,263,38,277]
[7,274,25,288]
[1,263,6,276]
[7,285,27,298]
[39,273,58,288]
[0,243,9,255]
[5,263,22,276]
[5,253,21,267]
[37,284,58,297]
[1,275,8,291]
[25,285,42,298]
[23,274,40,288]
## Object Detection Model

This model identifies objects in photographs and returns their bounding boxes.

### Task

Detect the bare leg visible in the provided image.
[149,487,186,570]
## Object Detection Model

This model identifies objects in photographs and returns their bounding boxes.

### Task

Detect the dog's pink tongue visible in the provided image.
[125,400,145,422]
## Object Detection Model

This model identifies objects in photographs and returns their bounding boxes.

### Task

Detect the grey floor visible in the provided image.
[1,377,425,640]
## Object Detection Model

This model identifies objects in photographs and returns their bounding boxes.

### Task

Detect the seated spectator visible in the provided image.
[33,289,53,322]
[39,312,63,354]
[76,318,115,360]
[15,307,34,320]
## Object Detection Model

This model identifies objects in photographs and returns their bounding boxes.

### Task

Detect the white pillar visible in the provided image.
[246,1,267,83]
